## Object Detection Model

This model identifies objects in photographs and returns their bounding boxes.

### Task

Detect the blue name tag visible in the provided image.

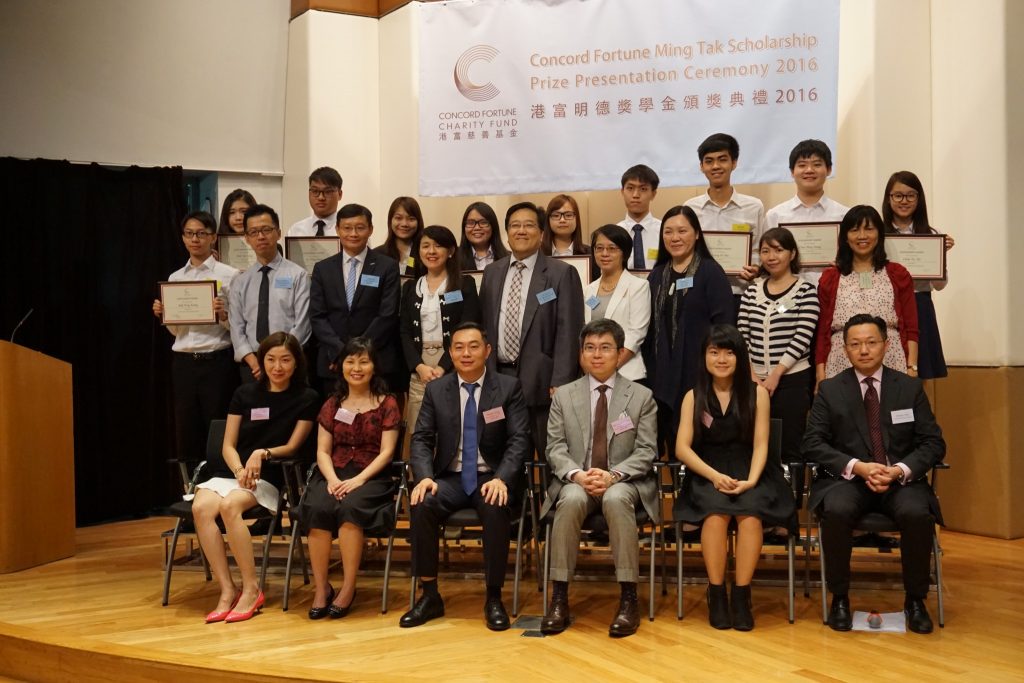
[443,290,464,304]
[675,277,694,291]
[360,273,380,288]
[536,288,557,305]
[585,295,600,309]
[274,277,293,289]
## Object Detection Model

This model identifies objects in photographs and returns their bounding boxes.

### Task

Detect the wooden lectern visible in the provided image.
[0,340,75,573]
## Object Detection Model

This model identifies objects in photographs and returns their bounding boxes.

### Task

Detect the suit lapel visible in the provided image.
[571,378,591,454]
[476,372,499,441]
[606,377,631,444]
[842,370,873,455]
[520,253,546,340]
[604,273,630,320]
[879,368,901,452]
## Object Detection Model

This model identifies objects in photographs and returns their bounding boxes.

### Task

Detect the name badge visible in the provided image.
[611,414,634,434]
[646,248,659,261]
[360,273,380,288]
[731,222,751,232]
[701,411,713,428]
[274,277,293,289]
[251,407,270,421]
[676,277,694,291]
[443,290,464,304]
[776,296,794,315]
[536,288,557,305]
[335,407,357,424]
[858,272,873,289]
[891,408,914,424]
[585,295,600,310]
[482,406,505,423]
[406,256,417,268]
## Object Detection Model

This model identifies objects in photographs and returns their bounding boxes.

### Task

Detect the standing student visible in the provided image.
[375,196,424,277]
[616,164,661,270]
[217,189,256,235]
[229,204,312,384]
[153,211,239,463]
[288,167,343,237]
[458,201,508,271]
[542,194,590,257]
[882,171,954,380]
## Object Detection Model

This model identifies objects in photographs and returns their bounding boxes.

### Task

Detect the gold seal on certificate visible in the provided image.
[217,235,257,272]
[702,231,752,275]
[885,234,947,280]
[285,237,340,275]
[779,221,840,267]
[159,280,218,325]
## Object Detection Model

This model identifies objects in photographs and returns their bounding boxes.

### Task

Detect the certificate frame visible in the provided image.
[159,280,217,325]
[465,269,484,292]
[884,234,947,281]
[217,234,258,272]
[553,254,594,287]
[778,221,841,267]
[702,231,753,276]
[285,236,341,275]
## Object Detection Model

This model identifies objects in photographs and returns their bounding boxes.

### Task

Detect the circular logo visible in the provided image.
[454,45,500,102]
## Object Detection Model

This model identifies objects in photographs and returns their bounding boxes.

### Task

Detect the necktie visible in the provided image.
[314,219,326,237]
[502,261,526,361]
[346,257,358,308]
[461,382,479,495]
[256,265,271,342]
[632,224,645,269]
[591,384,610,470]
[863,377,887,465]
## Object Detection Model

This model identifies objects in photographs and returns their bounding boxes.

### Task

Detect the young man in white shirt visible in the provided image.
[616,164,661,270]
[287,167,343,237]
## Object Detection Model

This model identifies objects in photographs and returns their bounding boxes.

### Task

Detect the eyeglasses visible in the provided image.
[338,224,370,234]
[889,192,918,203]
[465,219,490,229]
[183,230,214,239]
[593,245,621,254]
[845,340,884,351]
[550,211,576,221]
[245,227,277,237]
[583,344,618,355]
[308,187,339,198]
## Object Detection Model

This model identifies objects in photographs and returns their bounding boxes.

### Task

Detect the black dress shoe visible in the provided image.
[828,594,852,631]
[399,592,445,628]
[328,589,356,619]
[904,597,934,634]
[308,585,335,620]
[707,584,731,630]
[485,598,510,631]
[608,594,640,637]
[540,596,571,634]
[730,584,754,632]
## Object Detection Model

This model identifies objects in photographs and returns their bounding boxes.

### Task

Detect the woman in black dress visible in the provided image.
[457,201,508,271]
[675,324,795,631]
[299,337,401,619]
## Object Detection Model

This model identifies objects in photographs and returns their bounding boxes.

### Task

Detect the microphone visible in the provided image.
[10,308,34,344]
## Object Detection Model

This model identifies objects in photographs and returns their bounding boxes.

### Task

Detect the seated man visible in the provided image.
[402,322,530,631]
[803,313,945,634]
[540,319,659,637]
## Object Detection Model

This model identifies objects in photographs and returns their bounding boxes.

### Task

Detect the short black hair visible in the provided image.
[697,133,739,161]
[580,318,625,349]
[336,203,373,226]
[620,164,660,190]
[836,205,888,275]
[504,201,544,233]
[181,210,216,233]
[788,139,833,171]
[757,227,802,276]
[243,204,280,230]
[843,314,887,341]
[451,320,488,343]
[308,166,342,189]
[590,224,633,270]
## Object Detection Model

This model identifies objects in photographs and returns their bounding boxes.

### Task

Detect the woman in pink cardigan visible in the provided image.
[815,205,918,386]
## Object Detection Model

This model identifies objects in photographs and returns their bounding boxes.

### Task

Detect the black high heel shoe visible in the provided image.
[308,585,335,620]
[329,589,357,619]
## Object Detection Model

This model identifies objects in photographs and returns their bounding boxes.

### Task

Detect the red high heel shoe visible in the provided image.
[205,591,242,624]
[224,590,265,623]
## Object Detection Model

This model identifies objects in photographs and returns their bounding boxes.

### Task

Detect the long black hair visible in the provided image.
[835,205,889,275]
[655,205,714,266]
[691,324,756,443]
[217,188,256,235]
[457,201,508,267]
[331,337,391,401]
[882,170,934,235]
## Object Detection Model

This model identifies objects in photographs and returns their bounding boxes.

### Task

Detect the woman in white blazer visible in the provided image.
[584,224,651,381]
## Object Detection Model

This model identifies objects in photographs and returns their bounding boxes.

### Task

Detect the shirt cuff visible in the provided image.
[566,468,581,483]
[842,458,858,480]
[895,463,911,484]
[612,469,626,482]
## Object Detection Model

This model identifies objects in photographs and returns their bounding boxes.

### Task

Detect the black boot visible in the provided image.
[707,583,731,629]
[609,582,640,637]
[541,581,571,634]
[730,584,754,631]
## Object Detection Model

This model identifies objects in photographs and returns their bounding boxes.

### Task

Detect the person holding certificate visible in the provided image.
[217,189,256,236]
[457,202,508,271]
[642,206,734,456]
[374,196,424,277]
[737,228,819,464]
[815,206,918,384]
[542,194,590,257]
[882,171,953,380]
[192,332,319,623]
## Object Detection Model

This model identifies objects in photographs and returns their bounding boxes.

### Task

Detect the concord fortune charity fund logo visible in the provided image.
[454,45,501,102]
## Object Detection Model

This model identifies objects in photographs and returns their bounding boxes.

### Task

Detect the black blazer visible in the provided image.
[309,250,400,378]
[802,366,946,517]
[399,274,482,373]
[410,371,530,488]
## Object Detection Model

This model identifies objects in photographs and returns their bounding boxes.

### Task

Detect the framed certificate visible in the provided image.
[703,231,752,275]
[555,255,593,301]
[885,234,947,280]
[217,234,257,272]
[778,221,840,267]
[628,268,652,279]
[159,280,217,325]
[285,237,340,275]
[465,269,484,292]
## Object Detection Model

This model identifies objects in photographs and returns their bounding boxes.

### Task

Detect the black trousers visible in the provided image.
[819,479,936,599]
[656,398,680,461]
[171,349,238,462]
[495,363,547,462]
[410,472,514,588]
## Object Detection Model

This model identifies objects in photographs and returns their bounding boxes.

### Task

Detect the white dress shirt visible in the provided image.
[566,373,623,481]
[416,275,447,344]
[451,370,491,473]
[685,189,768,294]
[341,247,369,297]
[766,195,849,285]
[166,256,239,353]
[228,253,311,361]
[288,210,340,237]
[496,251,538,363]
[617,212,661,270]
[473,246,495,271]
[841,366,911,483]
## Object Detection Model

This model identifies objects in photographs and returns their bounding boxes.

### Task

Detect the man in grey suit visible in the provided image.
[480,201,585,460]
[539,319,659,637]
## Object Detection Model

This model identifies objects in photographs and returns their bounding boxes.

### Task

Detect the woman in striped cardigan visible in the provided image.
[737,228,819,464]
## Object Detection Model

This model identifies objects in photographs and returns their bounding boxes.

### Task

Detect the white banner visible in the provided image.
[418,0,839,197]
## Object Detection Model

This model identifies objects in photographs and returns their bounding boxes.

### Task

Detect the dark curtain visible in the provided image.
[0,157,188,525]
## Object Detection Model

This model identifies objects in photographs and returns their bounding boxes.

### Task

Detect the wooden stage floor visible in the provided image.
[0,518,1022,682]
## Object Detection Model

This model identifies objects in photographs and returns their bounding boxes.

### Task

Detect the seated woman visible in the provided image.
[298,337,401,619]
[675,324,795,631]
[191,331,320,623]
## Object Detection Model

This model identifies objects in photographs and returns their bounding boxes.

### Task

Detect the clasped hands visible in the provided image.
[853,462,903,493]
[234,450,266,490]
[709,471,754,496]
[326,476,366,500]
[572,468,616,497]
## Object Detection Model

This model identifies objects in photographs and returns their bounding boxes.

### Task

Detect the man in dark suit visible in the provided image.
[309,204,400,395]
[479,201,584,460]
[401,322,531,630]
[803,314,945,634]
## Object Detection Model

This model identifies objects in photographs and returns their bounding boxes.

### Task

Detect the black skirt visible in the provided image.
[915,291,948,379]
[297,462,396,536]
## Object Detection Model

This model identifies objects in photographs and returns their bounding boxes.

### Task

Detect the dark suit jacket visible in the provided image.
[802,366,946,517]
[399,274,481,374]
[410,371,530,488]
[479,252,584,407]
[309,250,400,378]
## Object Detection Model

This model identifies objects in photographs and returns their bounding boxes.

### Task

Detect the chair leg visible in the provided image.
[660,524,668,596]
[200,544,212,581]
[803,516,812,598]
[283,523,301,611]
[648,526,656,621]
[382,530,396,614]
[676,522,684,620]
[162,519,184,606]
[258,515,278,593]
[297,527,309,585]
[933,531,945,628]
[818,521,828,624]
[788,535,795,624]
[542,523,551,616]
[513,503,526,617]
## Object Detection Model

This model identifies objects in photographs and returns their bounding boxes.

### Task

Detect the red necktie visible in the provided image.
[591,385,609,470]
[863,377,887,465]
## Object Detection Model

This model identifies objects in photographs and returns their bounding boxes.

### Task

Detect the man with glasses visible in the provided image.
[288,167,343,237]
[153,211,239,462]
[538,319,658,637]
[229,204,311,383]
[803,314,945,634]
